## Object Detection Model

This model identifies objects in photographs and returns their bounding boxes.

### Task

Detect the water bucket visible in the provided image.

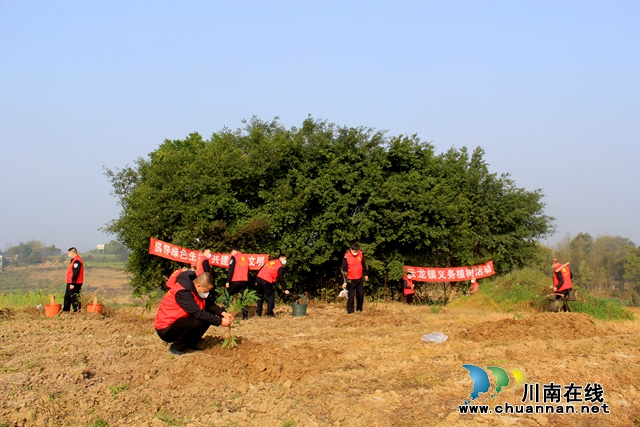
[44,304,62,318]
[44,295,62,318]
[292,294,307,317]
[86,296,103,314]
[546,295,560,312]
[86,304,103,314]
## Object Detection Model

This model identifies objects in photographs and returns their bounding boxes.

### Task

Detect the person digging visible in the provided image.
[551,259,573,312]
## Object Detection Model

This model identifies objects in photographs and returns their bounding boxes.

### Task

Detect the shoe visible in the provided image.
[188,346,204,351]
[168,346,185,356]
[242,316,249,321]
[266,314,275,318]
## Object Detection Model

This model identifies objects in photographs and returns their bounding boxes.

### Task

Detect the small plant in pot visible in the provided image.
[215,288,259,349]
[44,295,62,318]
[86,295,105,314]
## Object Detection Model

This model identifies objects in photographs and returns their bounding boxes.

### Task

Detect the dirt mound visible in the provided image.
[458,312,598,342]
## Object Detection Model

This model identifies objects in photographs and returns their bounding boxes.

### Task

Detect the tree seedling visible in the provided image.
[215,288,259,349]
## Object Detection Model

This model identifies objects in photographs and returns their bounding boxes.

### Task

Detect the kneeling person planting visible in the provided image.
[155,271,233,355]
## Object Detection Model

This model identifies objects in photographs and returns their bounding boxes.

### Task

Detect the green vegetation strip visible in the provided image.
[454,267,635,321]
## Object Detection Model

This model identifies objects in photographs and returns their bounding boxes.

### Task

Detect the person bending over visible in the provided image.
[155,271,233,355]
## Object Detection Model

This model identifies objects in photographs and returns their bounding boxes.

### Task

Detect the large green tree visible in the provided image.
[105,117,554,295]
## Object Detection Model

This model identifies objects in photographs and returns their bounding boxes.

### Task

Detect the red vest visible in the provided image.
[196,254,209,276]
[554,265,573,292]
[470,281,479,294]
[165,269,182,289]
[66,255,84,284]
[344,251,363,280]
[403,275,414,295]
[257,259,282,283]
[154,282,205,330]
[231,252,249,282]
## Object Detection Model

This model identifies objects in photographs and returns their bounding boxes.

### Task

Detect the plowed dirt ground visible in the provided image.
[1,302,639,427]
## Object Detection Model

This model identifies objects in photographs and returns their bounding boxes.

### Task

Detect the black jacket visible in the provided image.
[175,271,225,326]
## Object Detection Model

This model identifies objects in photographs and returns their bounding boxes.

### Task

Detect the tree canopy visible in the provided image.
[105,117,554,295]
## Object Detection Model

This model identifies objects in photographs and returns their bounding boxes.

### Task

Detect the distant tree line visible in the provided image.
[554,232,640,304]
[105,117,554,296]
[0,239,130,266]
[1,240,61,265]
[88,240,130,262]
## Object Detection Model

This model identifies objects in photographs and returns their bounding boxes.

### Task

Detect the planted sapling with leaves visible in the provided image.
[215,288,259,349]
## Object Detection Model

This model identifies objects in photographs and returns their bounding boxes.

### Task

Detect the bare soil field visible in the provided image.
[1,302,639,427]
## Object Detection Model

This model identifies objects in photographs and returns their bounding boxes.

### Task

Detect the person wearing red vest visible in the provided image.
[255,253,291,317]
[552,259,573,312]
[155,271,233,355]
[195,249,212,276]
[63,247,84,312]
[165,267,188,290]
[225,246,251,320]
[469,276,479,295]
[403,271,415,304]
[341,243,369,313]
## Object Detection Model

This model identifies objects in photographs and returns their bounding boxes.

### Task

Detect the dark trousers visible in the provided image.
[255,277,275,317]
[63,283,82,312]
[405,293,414,305]
[228,281,249,318]
[156,318,210,352]
[346,278,364,313]
[555,289,572,312]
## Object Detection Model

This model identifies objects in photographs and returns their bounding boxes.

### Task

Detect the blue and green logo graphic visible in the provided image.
[462,364,526,404]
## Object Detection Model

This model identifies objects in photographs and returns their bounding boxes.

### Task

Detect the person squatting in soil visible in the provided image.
[63,247,84,312]
[552,258,573,312]
[255,253,291,317]
[155,271,233,355]
[341,243,369,314]
[226,246,251,320]
[403,271,415,304]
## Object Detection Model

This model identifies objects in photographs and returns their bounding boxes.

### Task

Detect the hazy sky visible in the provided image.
[1,1,638,252]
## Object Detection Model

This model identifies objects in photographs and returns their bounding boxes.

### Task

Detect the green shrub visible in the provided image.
[571,294,635,321]
[88,418,109,427]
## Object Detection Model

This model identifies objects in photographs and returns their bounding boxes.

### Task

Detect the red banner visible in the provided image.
[405,261,495,282]
[148,238,268,270]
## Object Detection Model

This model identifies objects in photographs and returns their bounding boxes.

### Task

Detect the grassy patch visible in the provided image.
[0,290,63,310]
[157,411,184,426]
[571,294,635,321]
[108,384,128,398]
[450,267,635,321]
[88,417,109,427]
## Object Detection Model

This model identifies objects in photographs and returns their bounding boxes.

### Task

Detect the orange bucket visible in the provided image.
[44,303,62,318]
[86,304,103,314]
